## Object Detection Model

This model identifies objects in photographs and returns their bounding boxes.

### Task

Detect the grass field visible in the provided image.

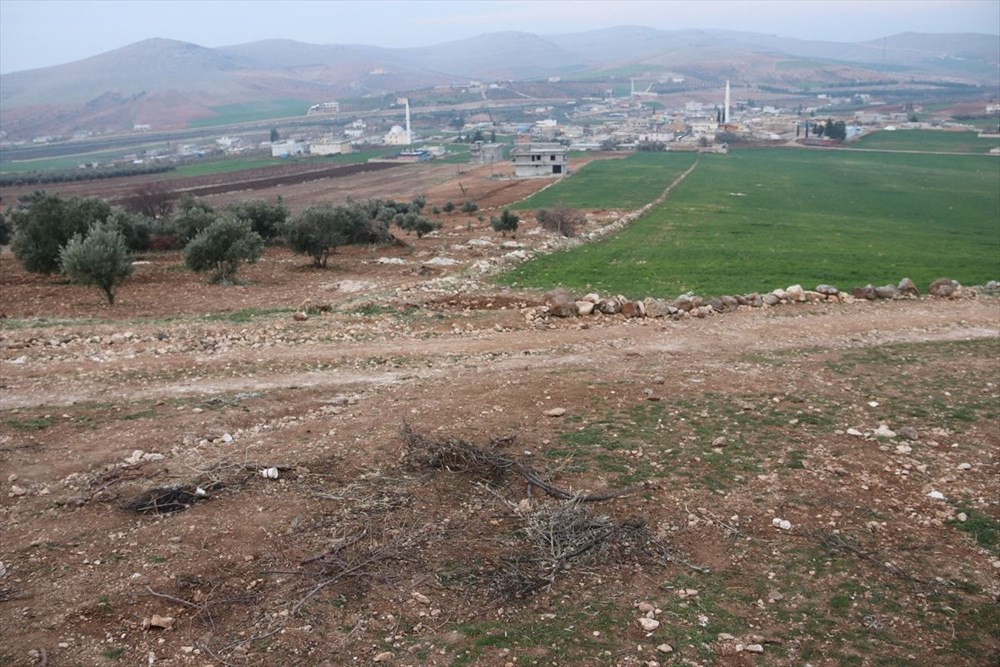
[188,99,312,128]
[513,152,698,211]
[0,147,167,174]
[849,130,1000,154]
[502,148,1000,298]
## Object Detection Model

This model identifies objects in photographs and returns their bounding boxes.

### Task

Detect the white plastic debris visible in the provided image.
[261,467,279,479]
[772,517,792,531]
[926,490,946,500]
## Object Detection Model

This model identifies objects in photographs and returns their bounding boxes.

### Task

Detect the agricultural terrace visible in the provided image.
[513,151,698,211]
[503,149,1000,298]
[848,130,1000,154]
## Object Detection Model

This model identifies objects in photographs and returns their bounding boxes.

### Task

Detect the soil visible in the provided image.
[1,163,998,667]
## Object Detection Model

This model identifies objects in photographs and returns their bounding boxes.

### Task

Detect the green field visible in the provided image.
[850,130,999,154]
[502,149,1000,298]
[0,147,166,174]
[513,152,698,211]
[188,99,313,128]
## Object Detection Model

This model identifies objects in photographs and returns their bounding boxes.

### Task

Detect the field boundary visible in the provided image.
[581,153,702,244]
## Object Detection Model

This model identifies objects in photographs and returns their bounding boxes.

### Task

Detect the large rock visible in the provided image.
[762,293,780,306]
[874,284,899,299]
[582,293,601,304]
[545,289,578,317]
[897,277,919,297]
[598,298,622,314]
[785,284,806,302]
[709,298,725,313]
[576,301,595,316]
[621,301,641,318]
[852,285,877,300]
[675,295,693,312]
[928,278,960,297]
[815,284,839,296]
[771,288,788,301]
[720,295,740,310]
[643,298,676,318]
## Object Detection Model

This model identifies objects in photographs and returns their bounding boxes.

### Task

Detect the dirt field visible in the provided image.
[0,155,603,215]
[1,159,998,666]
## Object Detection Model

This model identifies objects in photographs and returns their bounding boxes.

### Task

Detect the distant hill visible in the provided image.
[1,27,997,139]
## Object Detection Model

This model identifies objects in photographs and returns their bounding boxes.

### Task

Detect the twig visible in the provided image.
[145,585,200,609]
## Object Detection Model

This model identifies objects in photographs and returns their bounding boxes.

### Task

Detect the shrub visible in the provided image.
[442,201,455,214]
[491,209,519,237]
[396,211,440,238]
[284,204,359,268]
[107,209,152,251]
[462,201,479,214]
[537,206,582,237]
[172,194,215,244]
[10,192,111,273]
[184,214,263,282]
[225,198,288,241]
[0,211,9,246]
[59,223,134,304]
[124,181,174,219]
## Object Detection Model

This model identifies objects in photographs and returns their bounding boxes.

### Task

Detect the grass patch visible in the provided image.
[502,148,999,298]
[950,507,999,555]
[849,130,1000,154]
[201,307,294,323]
[3,416,57,431]
[512,151,697,211]
[188,99,312,128]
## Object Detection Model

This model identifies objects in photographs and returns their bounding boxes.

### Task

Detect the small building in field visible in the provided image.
[310,139,353,156]
[470,142,505,164]
[511,143,569,178]
[271,140,307,158]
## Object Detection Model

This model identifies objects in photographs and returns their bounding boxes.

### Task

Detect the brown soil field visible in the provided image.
[1,162,998,667]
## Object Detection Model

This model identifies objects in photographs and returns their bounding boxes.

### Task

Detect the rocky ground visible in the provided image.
[1,169,998,666]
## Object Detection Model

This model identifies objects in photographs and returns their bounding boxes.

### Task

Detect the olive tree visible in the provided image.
[184,214,264,283]
[59,223,134,304]
[10,192,111,273]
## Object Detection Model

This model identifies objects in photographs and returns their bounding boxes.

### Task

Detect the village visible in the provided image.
[6,77,998,177]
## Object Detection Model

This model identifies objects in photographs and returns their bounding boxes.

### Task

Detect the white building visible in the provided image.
[271,140,307,158]
[511,143,569,178]
[384,125,411,145]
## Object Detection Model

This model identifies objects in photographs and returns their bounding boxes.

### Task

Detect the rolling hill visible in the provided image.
[1,27,997,139]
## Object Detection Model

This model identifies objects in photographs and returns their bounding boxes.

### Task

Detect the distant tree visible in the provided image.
[461,201,479,214]
[10,192,111,273]
[172,194,215,244]
[490,130,497,142]
[636,140,666,152]
[431,205,441,215]
[124,181,174,219]
[411,196,427,211]
[472,129,485,143]
[448,116,464,130]
[442,201,456,214]
[0,210,8,246]
[908,113,919,123]
[490,209,519,238]
[59,222,133,304]
[184,214,263,282]
[283,204,364,268]
[825,119,847,141]
[600,138,619,151]
[395,211,440,238]
[225,198,288,241]
[106,209,152,252]
[270,128,281,142]
[537,206,582,237]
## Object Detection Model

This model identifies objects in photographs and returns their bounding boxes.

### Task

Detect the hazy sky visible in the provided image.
[1,0,998,74]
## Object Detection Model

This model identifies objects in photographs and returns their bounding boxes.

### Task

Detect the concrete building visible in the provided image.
[511,143,569,178]
[310,139,353,156]
[271,140,307,158]
[469,142,505,164]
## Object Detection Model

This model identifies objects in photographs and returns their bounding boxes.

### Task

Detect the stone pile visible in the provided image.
[528,277,981,322]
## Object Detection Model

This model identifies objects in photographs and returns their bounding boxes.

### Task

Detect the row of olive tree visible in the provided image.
[3,190,445,304]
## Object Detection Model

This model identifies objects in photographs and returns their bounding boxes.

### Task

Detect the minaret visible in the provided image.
[405,98,411,145]
[724,80,730,124]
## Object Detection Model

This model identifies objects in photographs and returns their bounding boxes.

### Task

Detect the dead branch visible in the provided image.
[402,424,653,502]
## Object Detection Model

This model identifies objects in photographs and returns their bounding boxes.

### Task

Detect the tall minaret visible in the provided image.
[405,98,411,145]
[724,80,731,124]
